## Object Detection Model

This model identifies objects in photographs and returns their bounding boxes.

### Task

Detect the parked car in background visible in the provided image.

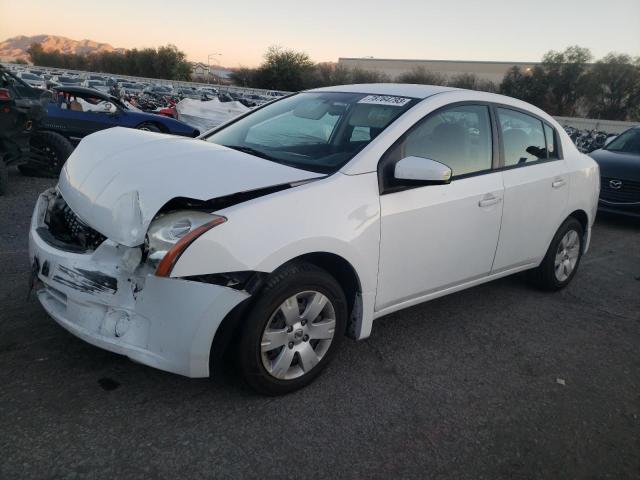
[0,65,74,188]
[177,87,201,99]
[17,72,46,89]
[85,74,107,82]
[120,82,145,95]
[54,75,82,86]
[28,84,599,395]
[0,65,48,193]
[144,84,174,96]
[18,85,199,176]
[82,79,110,93]
[589,125,640,218]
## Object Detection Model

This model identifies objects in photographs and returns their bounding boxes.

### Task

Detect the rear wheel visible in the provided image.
[18,131,74,178]
[237,262,347,395]
[529,217,584,290]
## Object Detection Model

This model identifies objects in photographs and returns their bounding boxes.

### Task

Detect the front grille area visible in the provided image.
[44,194,106,251]
[600,177,640,204]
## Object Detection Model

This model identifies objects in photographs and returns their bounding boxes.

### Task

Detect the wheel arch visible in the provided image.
[567,209,590,252]
[568,209,588,234]
[208,251,364,375]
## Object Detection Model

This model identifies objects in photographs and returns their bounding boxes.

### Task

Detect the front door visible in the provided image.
[376,104,504,311]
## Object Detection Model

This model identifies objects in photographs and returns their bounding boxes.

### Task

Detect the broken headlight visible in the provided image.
[145,210,226,276]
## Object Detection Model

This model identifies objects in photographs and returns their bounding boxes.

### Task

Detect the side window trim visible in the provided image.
[542,121,564,160]
[491,103,564,172]
[378,101,498,194]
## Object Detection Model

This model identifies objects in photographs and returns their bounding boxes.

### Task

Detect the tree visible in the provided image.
[397,66,445,85]
[540,46,592,115]
[447,73,497,92]
[500,65,548,106]
[254,46,315,91]
[349,67,390,84]
[26,42,192,80]
[230,67,257,87]
[583,53,640,120]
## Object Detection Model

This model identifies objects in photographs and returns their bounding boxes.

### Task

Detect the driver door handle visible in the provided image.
[552,178,567,189]
[478,195,502,208]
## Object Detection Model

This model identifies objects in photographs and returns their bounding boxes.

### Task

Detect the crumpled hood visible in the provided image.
[58,127,322,246]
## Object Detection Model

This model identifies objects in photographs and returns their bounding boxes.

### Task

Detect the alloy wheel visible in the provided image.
[554,229,581,282]
[260,291,336,380]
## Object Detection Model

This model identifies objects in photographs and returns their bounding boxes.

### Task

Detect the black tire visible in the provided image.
[529,217,584,291]
[137,123,162,132]
[237,261,347,395]
[0,159,8,196]
[18,131,74,178]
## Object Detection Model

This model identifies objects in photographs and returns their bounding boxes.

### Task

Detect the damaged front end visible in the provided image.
[28,188,250,377]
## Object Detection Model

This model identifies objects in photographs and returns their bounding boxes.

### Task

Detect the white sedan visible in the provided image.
[28,84,599,395]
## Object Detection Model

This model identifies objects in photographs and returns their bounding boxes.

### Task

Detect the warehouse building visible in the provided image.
[338,57,538,84]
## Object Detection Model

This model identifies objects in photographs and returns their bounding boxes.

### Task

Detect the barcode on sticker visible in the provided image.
[358,95,411,107]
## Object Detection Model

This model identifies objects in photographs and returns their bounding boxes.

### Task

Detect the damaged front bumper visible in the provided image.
[28,190,249,377]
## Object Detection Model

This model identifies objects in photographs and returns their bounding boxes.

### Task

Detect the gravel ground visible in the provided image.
[1,168,639,479]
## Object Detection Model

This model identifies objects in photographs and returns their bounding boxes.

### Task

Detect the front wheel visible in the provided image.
[529,217,584,290]
[237,262,347,395]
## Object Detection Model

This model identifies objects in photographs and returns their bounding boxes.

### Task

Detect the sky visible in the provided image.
[1,0,639,67]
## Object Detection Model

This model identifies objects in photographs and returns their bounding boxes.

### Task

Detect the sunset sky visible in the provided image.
[1,0,638,67]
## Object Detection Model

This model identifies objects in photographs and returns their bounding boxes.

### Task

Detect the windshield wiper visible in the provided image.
[224,145,276,161]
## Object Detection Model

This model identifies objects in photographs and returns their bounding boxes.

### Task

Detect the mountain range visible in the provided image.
[0,35,125,61]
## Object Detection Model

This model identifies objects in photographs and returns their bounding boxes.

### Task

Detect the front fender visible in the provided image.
[171,172,381,296]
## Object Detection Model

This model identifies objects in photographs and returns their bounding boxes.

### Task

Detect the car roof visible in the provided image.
[307,83,456,99]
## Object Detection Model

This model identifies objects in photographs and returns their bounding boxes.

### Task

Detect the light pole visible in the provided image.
[207,53,222,84]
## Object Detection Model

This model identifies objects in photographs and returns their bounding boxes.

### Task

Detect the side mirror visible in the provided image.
[394,156,452,185]
[604,135,617,147]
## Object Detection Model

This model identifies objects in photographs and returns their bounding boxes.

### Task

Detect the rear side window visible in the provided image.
[497,108,547,166]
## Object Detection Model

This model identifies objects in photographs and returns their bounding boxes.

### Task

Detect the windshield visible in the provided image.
[604,128,640,155]
[204,92,418,173]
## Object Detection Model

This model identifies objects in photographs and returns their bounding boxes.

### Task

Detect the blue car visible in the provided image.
[43,86,199,144]
[17,85,200,176]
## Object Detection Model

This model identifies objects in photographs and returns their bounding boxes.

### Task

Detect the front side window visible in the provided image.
[385,104,493,179]
[497,108,548,166]
[205,92,418,173]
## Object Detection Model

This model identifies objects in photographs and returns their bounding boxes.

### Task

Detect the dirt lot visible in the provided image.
[1,169,639,479]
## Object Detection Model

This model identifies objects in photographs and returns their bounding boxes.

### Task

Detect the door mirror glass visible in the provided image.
[394,156,452,184]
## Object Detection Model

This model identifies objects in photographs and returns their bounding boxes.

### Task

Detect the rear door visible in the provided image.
[491,107,569,271]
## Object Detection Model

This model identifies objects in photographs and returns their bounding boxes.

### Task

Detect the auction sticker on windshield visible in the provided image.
[358,95,412,107]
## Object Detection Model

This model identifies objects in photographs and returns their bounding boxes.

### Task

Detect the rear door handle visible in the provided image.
[552,178,567,189]
[478,196,501,207]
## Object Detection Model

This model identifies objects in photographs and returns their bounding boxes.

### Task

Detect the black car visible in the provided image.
[589,126,640,218]
[0,66,74,187]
